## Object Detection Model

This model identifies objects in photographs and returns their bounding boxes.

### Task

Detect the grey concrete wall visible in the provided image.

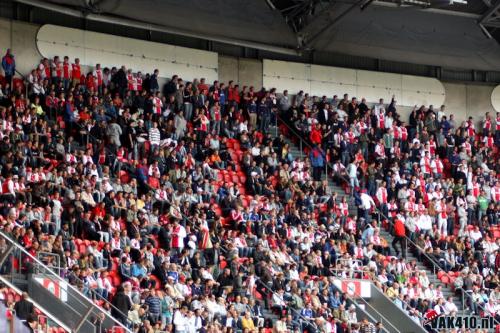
[218,55,238,85]
[390,82,495,128]
[443,82,495,127]
[218,55,263,88]
[0,18,42,76]
[238,58,262,89]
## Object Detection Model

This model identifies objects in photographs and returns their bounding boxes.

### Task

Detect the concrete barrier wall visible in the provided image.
[218,55,263,89]
[0,18,42,76]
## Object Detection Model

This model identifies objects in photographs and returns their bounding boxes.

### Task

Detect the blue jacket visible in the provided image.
[64,102,75,123]
[310,148,325,167]
[219,91,226,105]
[1,54,15,75]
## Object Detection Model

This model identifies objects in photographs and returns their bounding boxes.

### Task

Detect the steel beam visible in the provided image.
[479,0,500,23]
[303,0,368,48]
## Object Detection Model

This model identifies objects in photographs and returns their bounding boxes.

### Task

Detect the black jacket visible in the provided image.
[14,299,34,320]
[111,291,131,319]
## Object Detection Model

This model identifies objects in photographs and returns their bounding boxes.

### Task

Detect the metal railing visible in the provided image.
[276,113,480,323]
[0,276,70,332]
[277,114,447,277]
[347,292,398,333]
[36,251,61,276]
[277,116,331,180]
[14,69,29,98]
[0,230,131,333]
[256,277,319,331]
[457,288,500,328]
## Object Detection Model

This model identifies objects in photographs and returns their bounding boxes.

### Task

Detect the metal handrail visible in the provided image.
[0,276,71,332]
[328,268,427,332]
[37,251,61,276]
[255,277,319,330]
[365,273,436,330]
[347,291,399,333]
[277,114,448,282]
[0,231,133,333]
[457,287,500,328]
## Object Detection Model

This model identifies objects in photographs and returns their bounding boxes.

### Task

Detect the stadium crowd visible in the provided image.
[0,47,499,333]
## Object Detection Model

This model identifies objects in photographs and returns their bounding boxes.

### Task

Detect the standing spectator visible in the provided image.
[72,58,81,86]
[150,69,159,93]
[392,217,406,258]
[62,56,71,90]
[113,66,128,97]
[173,305,189,333]
[279,90,290,112]
[1,49,15,86]
[310,145,325,182]
[14,292,34,321]
[145,289,162,324]
[111,285,132,326]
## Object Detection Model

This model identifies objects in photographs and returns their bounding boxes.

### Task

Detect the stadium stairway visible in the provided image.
[273,119,467,318]
[270,127,356,214]
[377,228,467,316]
[0,231,132,333]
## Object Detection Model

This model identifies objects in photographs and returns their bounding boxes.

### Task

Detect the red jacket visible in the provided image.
[394,219,406,237]
[310,128,322,145]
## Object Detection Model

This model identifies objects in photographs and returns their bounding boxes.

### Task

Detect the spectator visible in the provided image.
[14,292,34,321]
[1,49,15,86]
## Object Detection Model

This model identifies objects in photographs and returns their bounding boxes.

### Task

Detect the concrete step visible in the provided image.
[280,126,466,311]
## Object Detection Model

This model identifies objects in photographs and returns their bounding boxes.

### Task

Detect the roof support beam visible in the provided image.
[303,0,369,48]
[483,20,500,27]
[479,0,500,23]
[482,0,492,7]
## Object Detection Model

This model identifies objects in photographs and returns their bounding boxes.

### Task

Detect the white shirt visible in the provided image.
[173,310,188,333]
[444,301,458,314]
[347,310,357,324]
[360,193,375,210]
[417,215,432,231]
[186,315,197,333]
[238,122,248,133]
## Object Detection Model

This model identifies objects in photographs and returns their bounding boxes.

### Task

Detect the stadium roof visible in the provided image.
[15,0,500,71]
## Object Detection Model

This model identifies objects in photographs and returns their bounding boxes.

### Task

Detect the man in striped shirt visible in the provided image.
[149,121,161,154]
